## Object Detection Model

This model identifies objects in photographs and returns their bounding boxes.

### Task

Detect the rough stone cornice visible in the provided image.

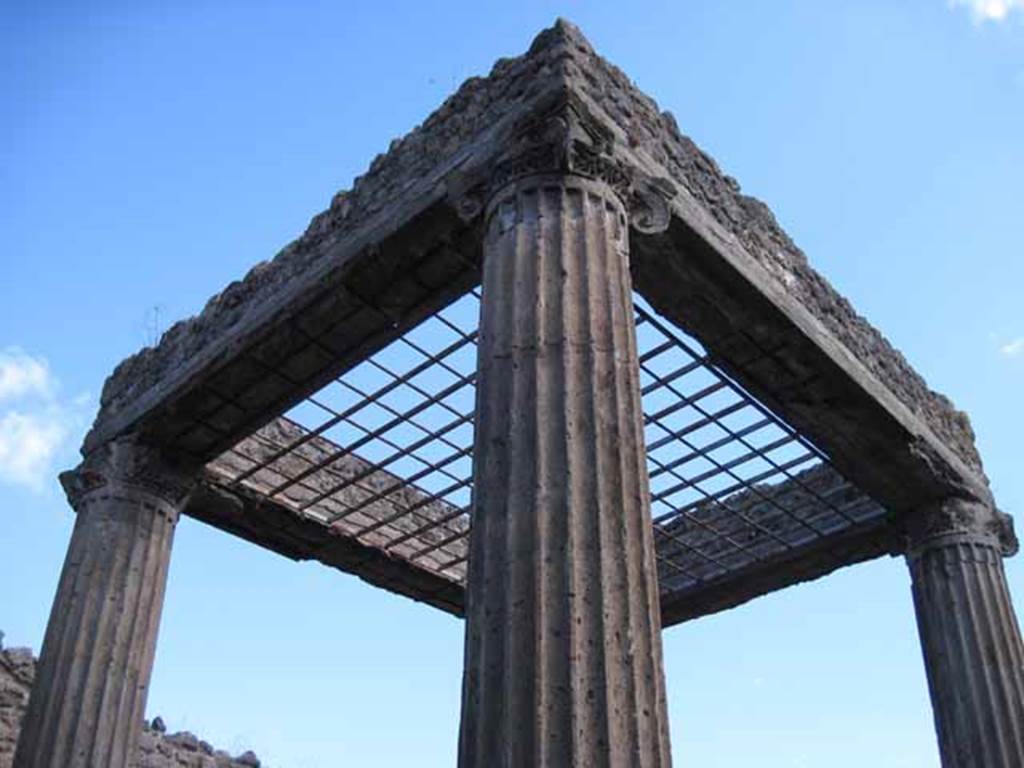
[450,87,677,234]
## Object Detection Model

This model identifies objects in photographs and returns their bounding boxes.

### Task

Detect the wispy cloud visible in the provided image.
[950,0,1024,23]
[0,348,90,493]
[1000,337,1024,357]
[0,349,53,401]
[0,411,67,492]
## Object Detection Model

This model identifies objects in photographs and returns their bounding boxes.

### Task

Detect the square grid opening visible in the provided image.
[209,290,886,596]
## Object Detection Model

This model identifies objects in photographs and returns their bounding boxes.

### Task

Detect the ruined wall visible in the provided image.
[0,643,264,768]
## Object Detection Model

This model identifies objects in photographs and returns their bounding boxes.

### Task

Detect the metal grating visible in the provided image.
[207,291,480,583]
[207,289,887,598]
[633,300,885,594]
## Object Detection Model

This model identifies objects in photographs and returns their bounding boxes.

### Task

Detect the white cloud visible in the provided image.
[0,410,67,492]
[950,0,1024,22]
[0,348,53,401]
[1000,337,1024,357]
[0,347,90,493]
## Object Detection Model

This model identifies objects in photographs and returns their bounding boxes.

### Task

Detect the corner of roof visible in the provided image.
[528,18,596,57]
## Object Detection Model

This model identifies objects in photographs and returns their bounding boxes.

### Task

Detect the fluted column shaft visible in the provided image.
[458,174,672,767]
[14,440,194,768]
[907,500,1024,768]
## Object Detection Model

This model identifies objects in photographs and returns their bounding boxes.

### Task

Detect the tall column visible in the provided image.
[906,498,1024,768]
[14,438,195,768]
[457,171,672,767]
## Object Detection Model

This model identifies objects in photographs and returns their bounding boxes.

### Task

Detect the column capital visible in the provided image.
[59,436,197,515]
[905,496,1018,558]
[449,87,678,234]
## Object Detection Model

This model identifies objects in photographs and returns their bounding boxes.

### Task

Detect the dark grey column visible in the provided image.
[457,172,672,768]
[906,498,1024,768]
[14,439,194,768]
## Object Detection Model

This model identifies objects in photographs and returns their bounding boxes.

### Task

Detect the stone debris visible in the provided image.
[0,643,266,768]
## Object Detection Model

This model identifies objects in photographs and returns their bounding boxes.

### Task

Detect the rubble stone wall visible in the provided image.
[0,643,265,768]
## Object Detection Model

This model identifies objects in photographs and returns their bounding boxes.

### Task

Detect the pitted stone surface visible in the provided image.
[537,21,983,475]
[0,647,33,765]
[907,534,1024,766]
[461,176,672,765]
[0,645,265,768]
[92,29,572,435]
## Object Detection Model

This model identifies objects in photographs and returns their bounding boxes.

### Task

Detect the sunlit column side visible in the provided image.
[458,173,672,768]
[906,498,1024,768]
[14,439,195,768]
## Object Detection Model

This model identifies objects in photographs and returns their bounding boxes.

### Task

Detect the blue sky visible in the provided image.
[2,1,1022,765]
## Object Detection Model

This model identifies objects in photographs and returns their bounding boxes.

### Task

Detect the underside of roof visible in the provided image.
[78,20,1004,625]
[185,291,895,626]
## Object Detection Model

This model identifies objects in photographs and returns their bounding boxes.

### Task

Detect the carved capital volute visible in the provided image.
[60,436,198,517]
[449,89,677,233]
[904,497,1018,559]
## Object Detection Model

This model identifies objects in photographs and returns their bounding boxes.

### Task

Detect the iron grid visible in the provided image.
[208,290,887,596]
[633,300,885,594]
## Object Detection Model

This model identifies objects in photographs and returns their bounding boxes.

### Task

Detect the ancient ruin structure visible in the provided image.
[14,20,1023,768]
[1,642,263,768]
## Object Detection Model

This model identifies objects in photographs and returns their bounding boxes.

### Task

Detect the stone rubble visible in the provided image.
[0,642,264,768]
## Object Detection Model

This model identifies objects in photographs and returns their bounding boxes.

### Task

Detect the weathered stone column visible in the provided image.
[14,438,194,768]
[906,498,1024,767]
[457,169,672,767]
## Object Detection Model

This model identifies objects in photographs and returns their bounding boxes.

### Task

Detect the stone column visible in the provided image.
[14,438,195,768]
[906,498,1024,768]
[457,171,672,767]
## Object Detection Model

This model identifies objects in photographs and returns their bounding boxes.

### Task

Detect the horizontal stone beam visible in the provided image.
[88,204,482,463]
[80,22,994,530]
[82,39,582,463]
[653,462,894,625]
[188,416,469,615]
[534,29,994,514]
[187,477,896,627]
[659,519,898,626]
[186,479,466,617]
[188,426,895,627]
